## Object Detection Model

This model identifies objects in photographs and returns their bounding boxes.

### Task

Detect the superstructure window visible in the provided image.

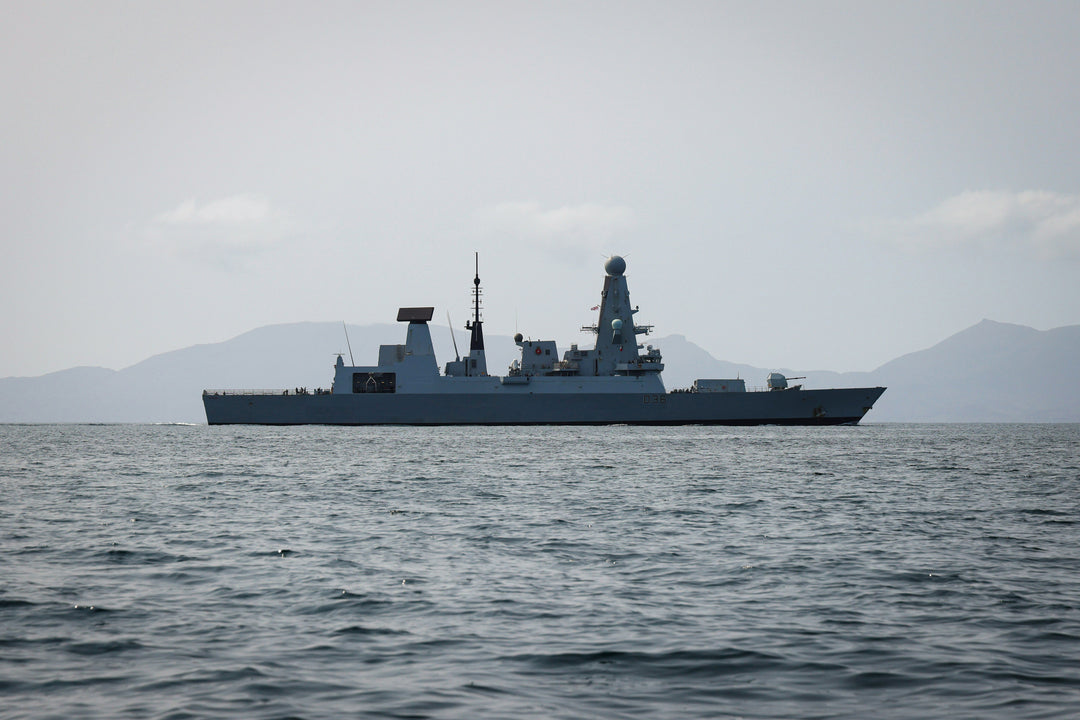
[353,372,396,393]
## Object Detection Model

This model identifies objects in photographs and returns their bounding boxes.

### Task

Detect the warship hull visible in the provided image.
[203,386,885,426]
[203,254,886,425]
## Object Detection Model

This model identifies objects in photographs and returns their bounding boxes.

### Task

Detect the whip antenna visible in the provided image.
[342,321,355,365]
[447,311,461,361]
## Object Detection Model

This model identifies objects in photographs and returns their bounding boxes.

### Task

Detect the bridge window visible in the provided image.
[353,372,396,393]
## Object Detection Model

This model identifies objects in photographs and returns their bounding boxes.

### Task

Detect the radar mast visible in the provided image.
[463,252,487,375]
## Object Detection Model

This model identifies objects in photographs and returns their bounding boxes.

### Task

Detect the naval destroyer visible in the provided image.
[203,255,885,425]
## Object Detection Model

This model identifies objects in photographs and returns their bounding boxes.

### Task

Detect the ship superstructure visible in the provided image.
[203,256,885,425]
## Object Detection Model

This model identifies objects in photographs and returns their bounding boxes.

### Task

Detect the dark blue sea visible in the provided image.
[2,424,1079,719]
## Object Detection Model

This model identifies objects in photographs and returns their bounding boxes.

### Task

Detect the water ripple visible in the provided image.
[0,423,1078,719]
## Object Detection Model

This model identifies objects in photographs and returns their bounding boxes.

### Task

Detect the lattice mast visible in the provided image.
[463,252,487,375]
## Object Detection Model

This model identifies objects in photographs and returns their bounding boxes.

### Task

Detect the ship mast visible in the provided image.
[463,252,487,375]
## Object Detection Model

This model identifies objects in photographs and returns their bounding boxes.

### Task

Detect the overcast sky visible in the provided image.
[3,0,1078,378]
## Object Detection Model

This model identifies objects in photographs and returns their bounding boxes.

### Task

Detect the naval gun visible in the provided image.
[767,373,806,391]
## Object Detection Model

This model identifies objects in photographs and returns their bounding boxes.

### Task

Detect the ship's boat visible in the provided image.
[203,255,885,425]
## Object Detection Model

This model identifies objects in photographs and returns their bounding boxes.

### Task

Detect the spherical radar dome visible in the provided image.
[604,255,626,276]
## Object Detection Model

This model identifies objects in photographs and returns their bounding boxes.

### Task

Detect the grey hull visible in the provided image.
[203,387,886,426]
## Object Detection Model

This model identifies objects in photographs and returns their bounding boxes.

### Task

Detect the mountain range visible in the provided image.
[1,319,1077,423]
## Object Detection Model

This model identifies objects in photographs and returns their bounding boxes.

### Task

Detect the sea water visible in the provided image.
[1,423,1078,719]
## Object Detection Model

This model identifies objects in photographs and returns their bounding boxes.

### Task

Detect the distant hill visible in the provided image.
[850,319,1080,422]
[645,334,764,391]
[654,322,1080,421]
[0,322,516,423]
[1,319,1077,423]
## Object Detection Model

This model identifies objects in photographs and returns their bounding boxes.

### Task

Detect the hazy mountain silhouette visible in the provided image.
[849,320,1080,422]
[1,319,1076,423]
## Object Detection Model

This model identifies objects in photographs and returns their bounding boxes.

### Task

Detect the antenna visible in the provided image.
[342,321,355,365]
[447,311,460,361]
[473,251,481,325]
[465,251,485,352]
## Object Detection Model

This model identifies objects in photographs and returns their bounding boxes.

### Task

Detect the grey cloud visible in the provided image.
[144,194,295,263]
[887,190,1080,260]
[474,202,636,261]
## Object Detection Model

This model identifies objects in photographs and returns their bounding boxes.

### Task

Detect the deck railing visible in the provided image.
[203,388,332,396]
[203,389,287,396]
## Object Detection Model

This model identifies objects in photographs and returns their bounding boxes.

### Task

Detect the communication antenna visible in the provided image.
[447,311,461,361]
[472,252,482,324]
[465,251,485,351]
[342,321,355,365]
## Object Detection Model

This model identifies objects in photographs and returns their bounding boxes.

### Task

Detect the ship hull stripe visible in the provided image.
[203,387,885,426]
